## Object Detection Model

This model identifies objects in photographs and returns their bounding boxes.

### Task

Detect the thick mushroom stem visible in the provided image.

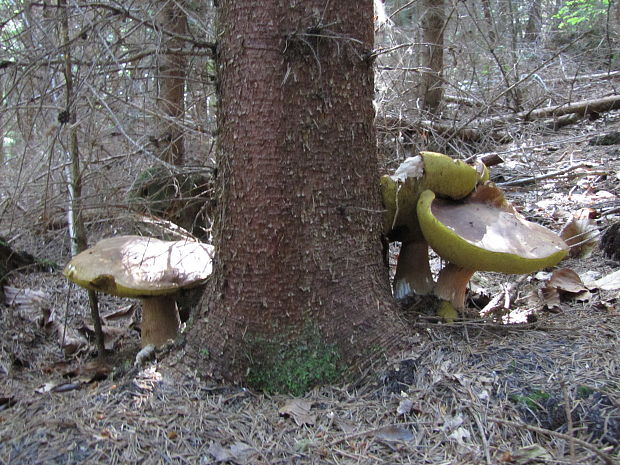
[433,263,476,310]
[140,296,180,347]
[393,240,434,298]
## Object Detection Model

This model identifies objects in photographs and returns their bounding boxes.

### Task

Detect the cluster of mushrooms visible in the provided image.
[382,151,569,321]
[62,152,569,351]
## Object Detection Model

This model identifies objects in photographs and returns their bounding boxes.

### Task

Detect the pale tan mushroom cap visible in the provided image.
[64,235,214,297]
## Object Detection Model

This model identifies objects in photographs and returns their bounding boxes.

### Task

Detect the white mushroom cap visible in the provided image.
[64,235,213,297]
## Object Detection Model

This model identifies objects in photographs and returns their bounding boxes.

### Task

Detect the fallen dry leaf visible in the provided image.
[207,441,256,463]
[36,381,81,394]
[548,268,588,293]
[102,303,136,321]
[588,269,620,291]
[3,285,89,355]
[278,398,316,426]
[539,286,561,311]
[448,426,471,445]
[373,425,414,443]
[592,300,618,313]
[560,208,599,258]
[396,398,414,415]
[80,323,126,351]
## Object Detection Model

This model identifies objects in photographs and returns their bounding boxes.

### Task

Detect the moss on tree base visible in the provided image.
[245,324,342,396]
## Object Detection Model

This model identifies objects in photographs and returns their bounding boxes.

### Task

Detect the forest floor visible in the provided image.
[1,116,619,464]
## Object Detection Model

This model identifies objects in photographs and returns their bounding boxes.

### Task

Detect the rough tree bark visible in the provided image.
[186,0,406,389]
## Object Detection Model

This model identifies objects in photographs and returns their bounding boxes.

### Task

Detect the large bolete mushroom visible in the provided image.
[381,152,487,298]
[64,235,213,347]
[416,184,569,318]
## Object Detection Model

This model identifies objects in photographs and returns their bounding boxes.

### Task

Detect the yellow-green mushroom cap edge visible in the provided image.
[416,190,569,274]
[419,151,480,200]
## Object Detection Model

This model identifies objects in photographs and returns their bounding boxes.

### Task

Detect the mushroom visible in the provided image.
[64,235,213,347]
[381,152,486,298]
[416,184,569,319]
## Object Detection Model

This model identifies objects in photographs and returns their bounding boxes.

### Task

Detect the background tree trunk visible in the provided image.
[58,0,105,356]
[481,0,496,44]
[187,0,405,389]
[524,0,542,42]
[155,0,188,165]
[0,76,4,166]
[419,0,445,115]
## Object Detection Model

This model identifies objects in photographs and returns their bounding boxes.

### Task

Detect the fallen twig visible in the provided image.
[489,417,616,465]
[497,162,593,187]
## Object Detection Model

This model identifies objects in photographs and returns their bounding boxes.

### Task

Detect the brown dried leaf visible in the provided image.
[373,425,414,443]
[540,287,561,311]
[207,441,256,463]
[278,399,315,426]
[3,286,50,311]
[45,320,88,356]
[573,290,593,302]
[592,300,618,313]
[80,323,126,351]
[396,398,414,415]
[3,286,52,325]
[560,208,599,258]
[548,268,587,293]
[207,442,232,462]
[334,418,356,434]
[102,303,136,321]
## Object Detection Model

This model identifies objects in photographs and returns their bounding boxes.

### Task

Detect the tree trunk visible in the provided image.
[186,0,406,391]
[155,0,188,165]
[419,0,445,115]
[524,0,542,42]
[481,0,496,44]
[0,76,4,165]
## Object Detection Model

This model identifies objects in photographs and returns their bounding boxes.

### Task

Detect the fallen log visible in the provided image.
[379,94,620,145]
[478,94,620,128]
[544,70,620,85]
[0,238,38,300]
[377,116,512,144]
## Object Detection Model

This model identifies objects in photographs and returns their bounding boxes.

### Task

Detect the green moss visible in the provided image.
[437,300,458,323]
[37,258,58,270]
[246,324,342,396]
[576,385,596,398]
[509,389,552,410]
